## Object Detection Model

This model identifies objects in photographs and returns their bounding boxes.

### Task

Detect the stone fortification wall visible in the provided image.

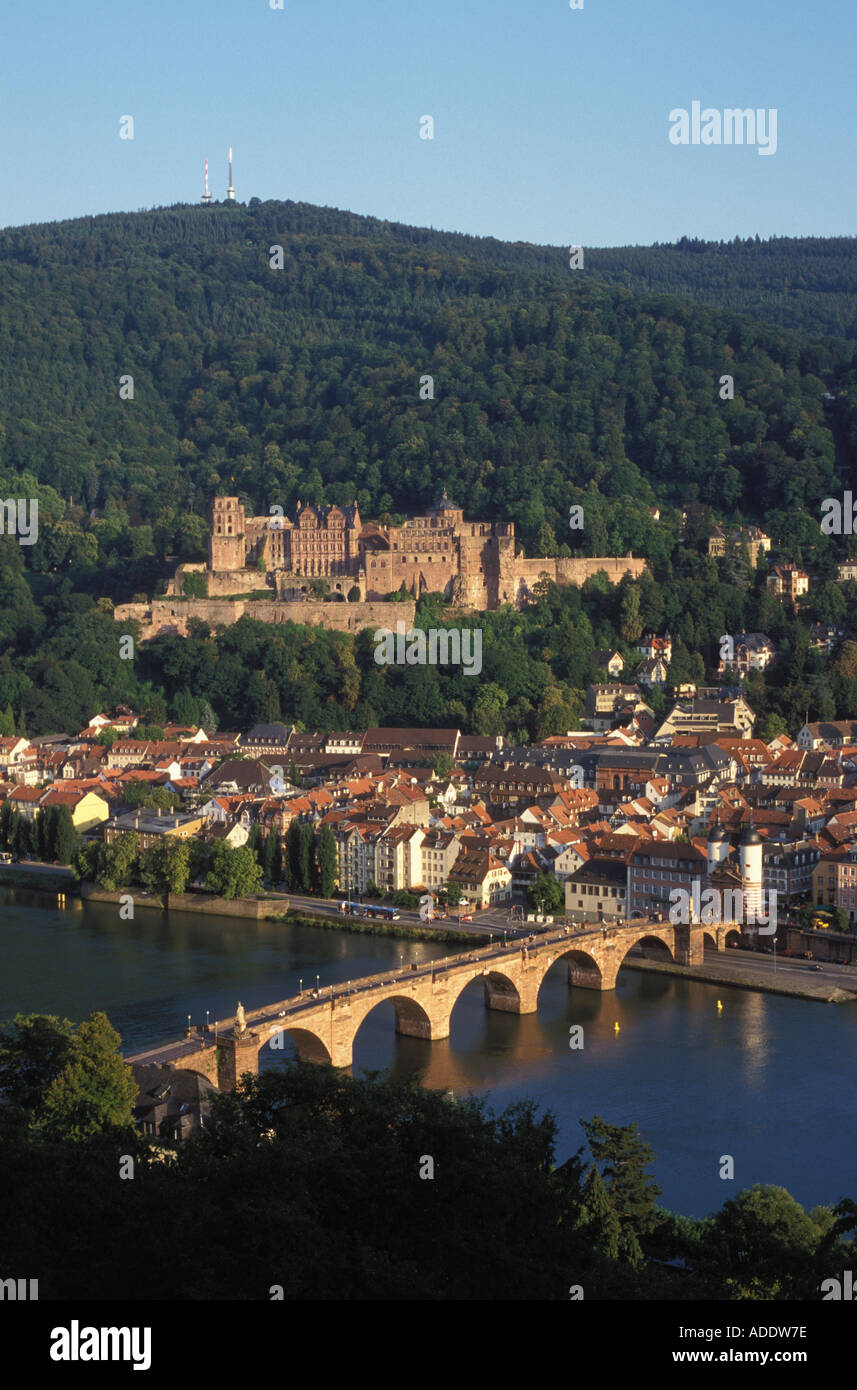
[113,598,417,640]
[554,555,648,585]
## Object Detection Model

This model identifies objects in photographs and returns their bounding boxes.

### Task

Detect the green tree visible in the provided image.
[139,838,191,905]
[70,840,103,884]
[832,905,849,934]
[285,819,302,890]
[528,871,564,913]
[37,1012,138,1143]
[579,1115,662,1238]
[620,584,644,643]
[0,801,13,849]
[262,828,278,884]
[33,809,49,861]
[315,824,338,898]
[471,683,509,737]
[53,806,78,865]
[0,1013,75,1115]
[700,1184,827,1299]
[41,805,58,859]
[97,833,140,890]
[183,571,209,597]
[444,880,463,908]
[432,752,453,779]
[13,815,32,859]
[247,822,265,868]
[579,1163,621,1260]
[203,844,264,900]
[299,821,315,892]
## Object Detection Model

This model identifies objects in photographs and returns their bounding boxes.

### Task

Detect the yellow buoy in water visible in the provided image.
[716,999,723,1011]
[614,1021,620,1033]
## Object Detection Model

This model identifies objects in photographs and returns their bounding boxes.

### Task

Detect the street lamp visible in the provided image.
[187,1013,191,1033]
[205,1010,210,1032]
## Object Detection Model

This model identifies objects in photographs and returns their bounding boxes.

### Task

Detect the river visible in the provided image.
[2,885,854,1218]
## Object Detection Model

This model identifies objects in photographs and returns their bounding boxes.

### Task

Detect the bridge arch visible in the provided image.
[446,966,523,1018]
[617,929,675,973]
[258,1023,332,1066]
[533,946,605,995]
[350,992,436,1049]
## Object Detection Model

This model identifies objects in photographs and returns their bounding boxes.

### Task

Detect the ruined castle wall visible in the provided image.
[364,550,455,601]
[113,598,417,641]
[555,556,648,585]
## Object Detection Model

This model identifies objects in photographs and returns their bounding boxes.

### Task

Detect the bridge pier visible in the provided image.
[217,1030,262,1090]
[673,925,704,968]
[484,970,539,1014]
[568,959,608,990]
[394,1002,438,1041]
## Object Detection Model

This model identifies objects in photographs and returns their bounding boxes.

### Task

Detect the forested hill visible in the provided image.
[586,236,857,343]
[0,198,855,558]
[2,199,857,739]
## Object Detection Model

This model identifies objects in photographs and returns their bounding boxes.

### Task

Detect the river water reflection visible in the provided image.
[2,886,854,1217]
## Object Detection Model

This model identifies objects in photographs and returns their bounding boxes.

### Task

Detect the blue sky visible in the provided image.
[2,0,854,245]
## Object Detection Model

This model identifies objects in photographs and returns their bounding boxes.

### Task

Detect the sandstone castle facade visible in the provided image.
[202,493,646,609]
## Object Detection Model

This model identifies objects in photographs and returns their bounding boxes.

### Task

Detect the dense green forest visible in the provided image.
[0,1015,853,1300]
[587,236,857,342]
[1,200,857,735]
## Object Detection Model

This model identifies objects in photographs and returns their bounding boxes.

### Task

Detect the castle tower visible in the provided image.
[738,822,764,923]
[210,497,247,571]
[706,817,730,878]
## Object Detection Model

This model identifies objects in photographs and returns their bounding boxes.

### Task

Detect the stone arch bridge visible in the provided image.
[127,918,739,1087]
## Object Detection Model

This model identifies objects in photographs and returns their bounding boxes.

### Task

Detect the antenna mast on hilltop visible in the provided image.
[202,158,212,204]
[227,146,235,200]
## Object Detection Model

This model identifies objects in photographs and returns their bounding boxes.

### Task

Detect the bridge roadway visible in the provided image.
[127,915,737,1086]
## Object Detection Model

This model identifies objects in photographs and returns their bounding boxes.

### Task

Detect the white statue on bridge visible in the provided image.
[236,1002,246,1034]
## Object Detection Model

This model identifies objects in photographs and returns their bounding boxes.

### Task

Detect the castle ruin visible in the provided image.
[189,492,647,610]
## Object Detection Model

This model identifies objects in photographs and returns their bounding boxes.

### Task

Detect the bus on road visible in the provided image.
[339,901,401,921]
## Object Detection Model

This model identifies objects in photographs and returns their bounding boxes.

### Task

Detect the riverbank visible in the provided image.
[79,884,283,919]
[624,955,856,1003]
[77,884,484,942]
[277,910,483,945]
[0,863,74,891]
